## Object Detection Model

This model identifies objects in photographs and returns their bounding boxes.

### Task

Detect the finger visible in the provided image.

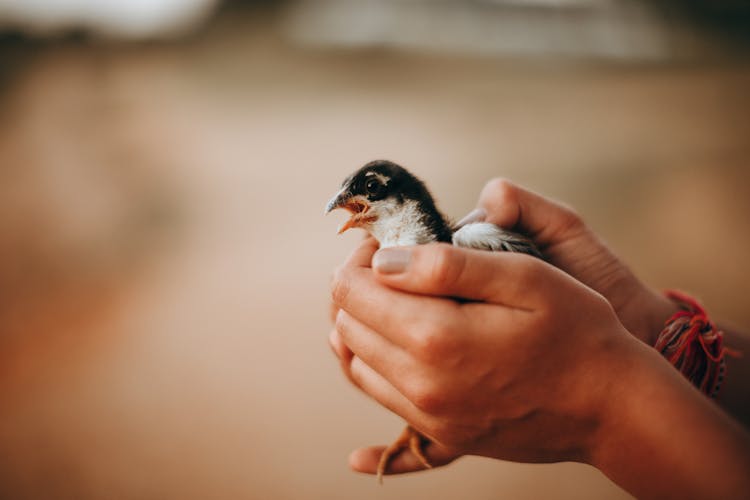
[349,443,460,476]
[477,178,586,248]
[329,328,353,362]
[329,329,358,386]
[336,310,414,395]
[331,255,460,349]
[372,243,559,309]
[349,356,426,426]
[329,239,378,323]
[329,301,339,324]
[345,237,379,268]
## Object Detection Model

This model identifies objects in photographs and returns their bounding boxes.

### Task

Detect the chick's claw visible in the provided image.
[377,425,433,483]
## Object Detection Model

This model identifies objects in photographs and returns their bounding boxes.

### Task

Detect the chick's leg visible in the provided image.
[377,425,433,483]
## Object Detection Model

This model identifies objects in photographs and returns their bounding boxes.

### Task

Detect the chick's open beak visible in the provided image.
[324,190,370,234]
[324,190,347,215]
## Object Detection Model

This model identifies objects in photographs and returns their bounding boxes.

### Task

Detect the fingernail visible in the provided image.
[455,208,486,228]
[373,248,411,274]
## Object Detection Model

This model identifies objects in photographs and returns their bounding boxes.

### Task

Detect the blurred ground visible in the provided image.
[0,3,749,499]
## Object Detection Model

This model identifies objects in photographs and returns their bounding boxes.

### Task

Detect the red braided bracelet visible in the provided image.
[655,290,731,398]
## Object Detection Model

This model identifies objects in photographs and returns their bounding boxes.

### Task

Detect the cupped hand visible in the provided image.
[330,239,644,476]
[461,179,676,345]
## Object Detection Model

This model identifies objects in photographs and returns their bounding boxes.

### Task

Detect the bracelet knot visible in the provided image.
[655,290,734,398]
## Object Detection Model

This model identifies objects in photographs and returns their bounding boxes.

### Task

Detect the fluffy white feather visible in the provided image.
[369,199,437,248]
[452,222,504,250]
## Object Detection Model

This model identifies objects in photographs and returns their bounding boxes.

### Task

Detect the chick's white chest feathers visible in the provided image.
[369,199,437,248]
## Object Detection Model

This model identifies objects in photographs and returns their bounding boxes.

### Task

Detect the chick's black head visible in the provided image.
[325,160,452,243]
[341,159,427,204]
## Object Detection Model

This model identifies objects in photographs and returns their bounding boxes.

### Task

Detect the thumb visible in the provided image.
[476,178,586,248]
[372,243,550,308]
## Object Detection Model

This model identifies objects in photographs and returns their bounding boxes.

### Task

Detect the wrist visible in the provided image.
[566,325,648,467]
[585,331,652,466]
[588,337,664,469]
[618,285,680,346]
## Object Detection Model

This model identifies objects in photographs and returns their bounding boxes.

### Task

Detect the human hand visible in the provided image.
[458,179,677,346]
[330,239,642,475]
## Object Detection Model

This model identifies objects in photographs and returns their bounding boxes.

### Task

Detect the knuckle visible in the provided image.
[479,178,520,228]
[328,302,339,324]
[485,177,518,204]
[334,309,347,334]
[408,380,445,413]
[555,203,586,235]
[412,322,451,362]
[330,265,351,306]
[427,245,463,291]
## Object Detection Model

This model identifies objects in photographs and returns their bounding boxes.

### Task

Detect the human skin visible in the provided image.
[330,240,750,498]
[331,179,750,424]
[328,180,750,498]
[457,179,750,426]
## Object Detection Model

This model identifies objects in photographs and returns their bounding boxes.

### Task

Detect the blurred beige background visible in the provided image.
[1,2,749,499]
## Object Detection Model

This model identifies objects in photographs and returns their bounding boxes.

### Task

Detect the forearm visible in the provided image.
[592,339,750,500]
[632,289,750,426]
[717,324,750,427]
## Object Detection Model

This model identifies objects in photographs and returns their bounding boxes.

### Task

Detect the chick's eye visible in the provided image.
[365,178,382,196]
